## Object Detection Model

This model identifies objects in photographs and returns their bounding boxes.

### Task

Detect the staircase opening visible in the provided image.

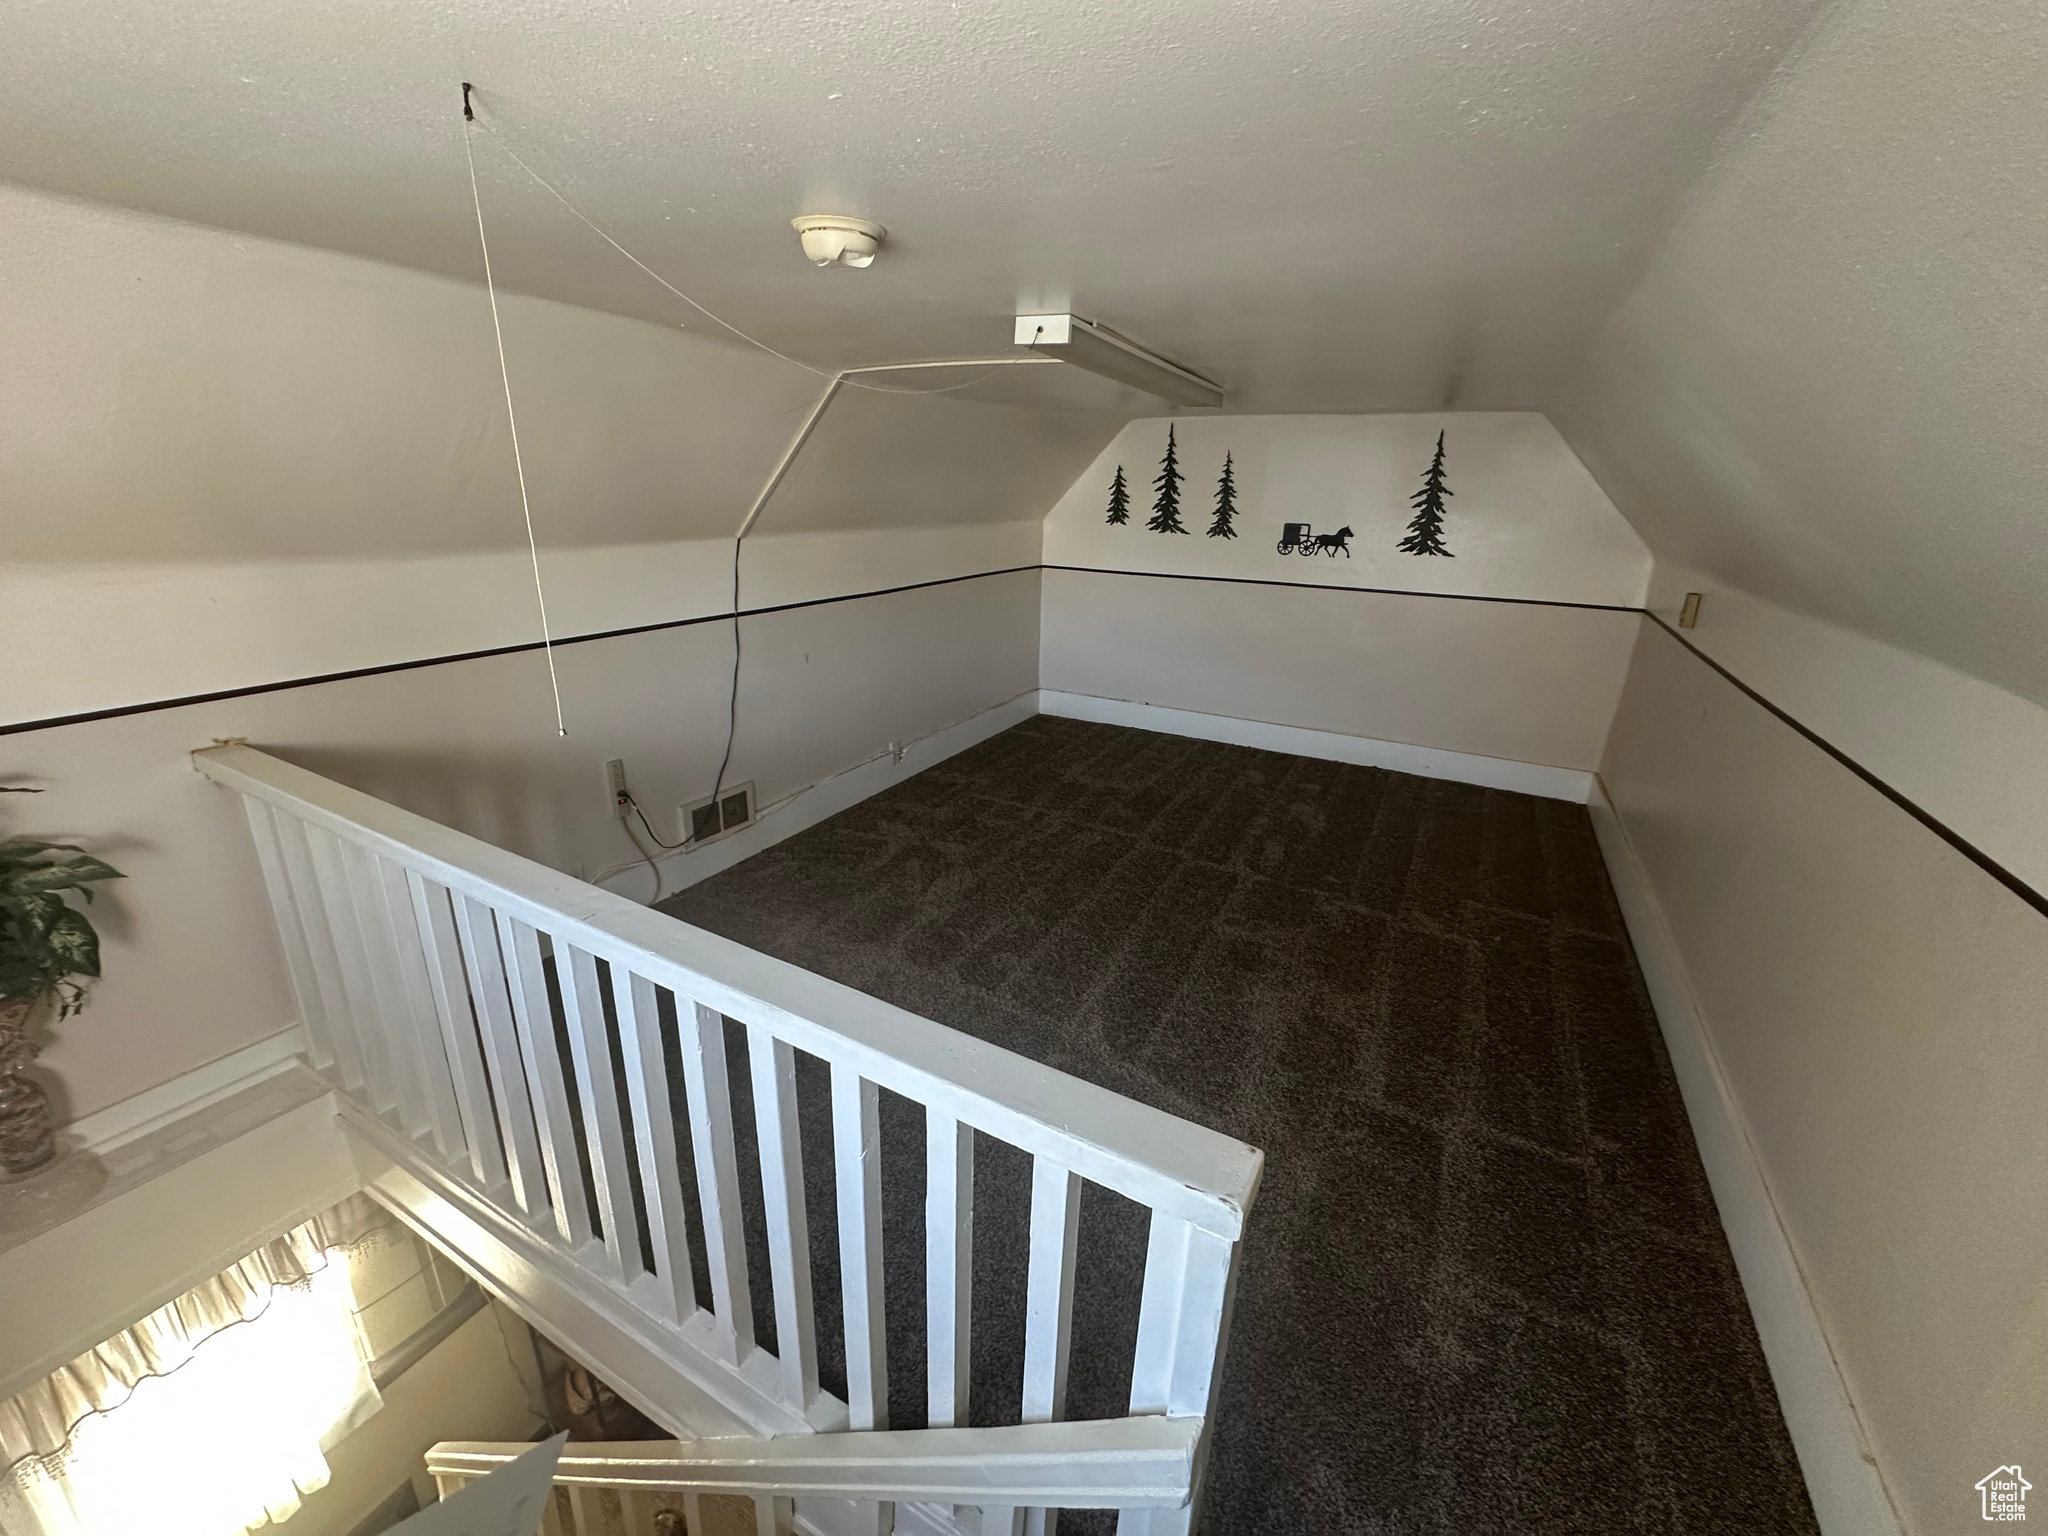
[196,735,1258,1536]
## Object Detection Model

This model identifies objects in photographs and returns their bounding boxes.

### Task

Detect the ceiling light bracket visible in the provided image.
[1014,313,1222,407]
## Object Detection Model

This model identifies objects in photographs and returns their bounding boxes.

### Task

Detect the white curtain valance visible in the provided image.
[0,1192,395,1482]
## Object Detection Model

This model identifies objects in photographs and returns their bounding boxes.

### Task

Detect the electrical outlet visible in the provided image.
[889,739,905,765]
[604,759,629,818]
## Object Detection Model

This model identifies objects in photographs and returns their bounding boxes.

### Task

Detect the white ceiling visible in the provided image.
[1556,0,2048,705]
[0,0,1823,411]
[10,0,2037,707]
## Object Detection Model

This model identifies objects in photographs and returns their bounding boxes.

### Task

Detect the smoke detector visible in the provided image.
[792,214,885,268]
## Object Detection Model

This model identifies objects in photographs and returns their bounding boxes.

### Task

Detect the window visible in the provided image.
[1,1197,395,1536]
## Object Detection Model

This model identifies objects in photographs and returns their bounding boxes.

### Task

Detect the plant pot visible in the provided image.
[0,997,56,1176]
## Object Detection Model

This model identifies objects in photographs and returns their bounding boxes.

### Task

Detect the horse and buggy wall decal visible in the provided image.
[1276,523,1354,557]
[1104,428,1455,559]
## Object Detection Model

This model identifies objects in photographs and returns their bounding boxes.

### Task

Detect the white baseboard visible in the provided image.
[601,687,1598,908]
[1586,779,1902,1536]
[596,690,1041,901]
[1037,690,1597,803]
[62,1025,309,1155]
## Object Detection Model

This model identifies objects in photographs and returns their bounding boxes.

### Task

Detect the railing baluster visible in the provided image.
[746,1024,820,1413]
[611,969,696,1321]
[926,1111,974,1428]
[1118,1214,1237,1536]
[1128,1214,1235,1417]
[499,914,595,1251]
[1114,1513,1176,1536]
[204,748,1265,1536]
[1021,1158,1082,1536]
[339,839,437,1139]
[556,943,640,1286]
[302,824,401,1117]
[240,799,338,1075]
[452,893,550,1219]
[831,1064,889,1431]
[271,813,366,1090]
[753,1495,780,1536]
[406,872,510,1192]
[616,1487,651,1533]
[678,1000,754,1360]
[1023,1160,1081,1423]
[370,853,468,1161]
[565,1484,601,1534]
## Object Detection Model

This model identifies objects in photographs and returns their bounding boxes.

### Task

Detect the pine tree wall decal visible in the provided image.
[1104,464,1131,525]
[1398,430,1455,557]
[1206,451,1239,538]
[1146,425,1188,534]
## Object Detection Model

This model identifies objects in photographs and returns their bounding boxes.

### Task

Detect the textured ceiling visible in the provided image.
[0,0,1824,412]
[1554,0,2048,704]
[12,0,2032,708]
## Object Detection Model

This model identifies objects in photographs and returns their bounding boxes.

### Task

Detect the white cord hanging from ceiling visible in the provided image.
[462,101,567,738]
[456,82,1058,756]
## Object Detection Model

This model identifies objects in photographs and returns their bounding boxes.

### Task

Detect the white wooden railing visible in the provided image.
[426,1417,1200,1535]
[195,745,1262,1536]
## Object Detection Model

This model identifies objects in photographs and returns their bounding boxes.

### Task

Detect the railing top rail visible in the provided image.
[424,1417,1198,1507]
[196,744,1261,1238]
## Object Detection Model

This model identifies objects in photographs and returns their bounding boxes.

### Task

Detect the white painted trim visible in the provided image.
[61,1024,309,1154]
[425,1415,1198,1506]
[597,683,1598,900]
[595,690,1041,899]
[1037,690,1596,803]
[1585,779,1903,1536]
[355,1129,904,1536]
[343,1107,799,1442]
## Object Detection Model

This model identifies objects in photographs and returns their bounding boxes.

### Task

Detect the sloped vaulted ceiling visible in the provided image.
[1,0,1822,405]
[3,0,2039,701]
[1553,0,2048,705]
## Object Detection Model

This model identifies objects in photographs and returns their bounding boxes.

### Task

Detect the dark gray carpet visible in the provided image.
[653,717,1818,1534]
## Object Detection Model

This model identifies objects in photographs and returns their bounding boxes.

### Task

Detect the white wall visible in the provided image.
[1046,412,1650,606]
[1039,413,1650,772]
[5,571,1041,1125]
[1545,9,2048,1520]
[1042,570,1637,774]
[1640,565,2048,902]
[3,520,1042,728]
[1602,620,2047,1536]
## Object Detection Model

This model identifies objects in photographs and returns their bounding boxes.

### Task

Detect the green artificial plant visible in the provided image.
[0,793,124,1017]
